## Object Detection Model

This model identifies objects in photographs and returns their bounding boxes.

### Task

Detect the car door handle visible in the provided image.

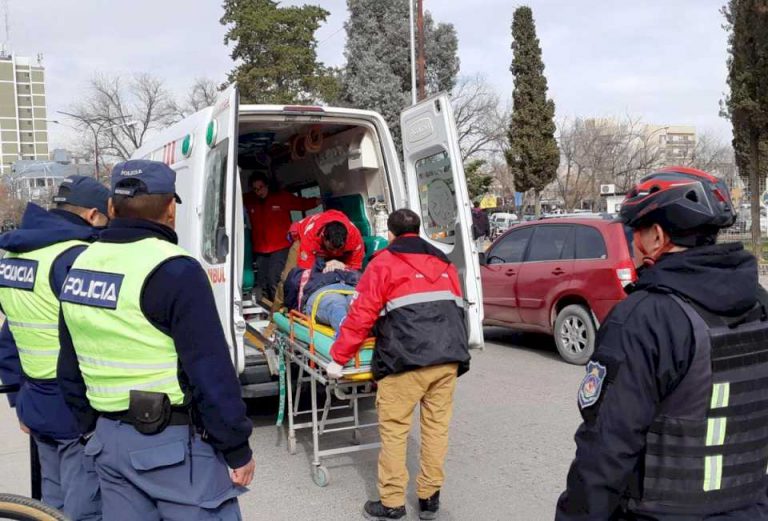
[552,268,565,276]
[505,268,516,276]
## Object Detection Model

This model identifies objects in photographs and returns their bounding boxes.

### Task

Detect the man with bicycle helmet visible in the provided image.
[556,166,768,520]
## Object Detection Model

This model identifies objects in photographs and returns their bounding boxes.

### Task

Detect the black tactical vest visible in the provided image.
[629,294,768,515]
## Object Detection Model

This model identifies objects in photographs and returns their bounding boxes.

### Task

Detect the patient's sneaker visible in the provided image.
[418,491,440,520]
[363,500,406,520]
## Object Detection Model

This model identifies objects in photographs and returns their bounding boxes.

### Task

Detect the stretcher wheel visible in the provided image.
[288,436,297,455]
[312,465,330,487]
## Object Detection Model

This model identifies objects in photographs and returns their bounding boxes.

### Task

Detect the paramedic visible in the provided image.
[556,167,768,520]
[329,209,470,521]
[57,160,255,521]
[274,209,365,311]
[284,258,362,331]
[244,171,319,300]
[0,176,108,520]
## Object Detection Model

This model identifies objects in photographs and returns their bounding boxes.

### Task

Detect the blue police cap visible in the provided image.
[111,160,182,203]
[52,175,110,215]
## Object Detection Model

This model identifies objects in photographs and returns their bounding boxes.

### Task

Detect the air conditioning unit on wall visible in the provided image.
[600,184,616,195]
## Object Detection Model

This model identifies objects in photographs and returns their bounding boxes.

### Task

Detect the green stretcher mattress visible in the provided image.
[273,312,374,369]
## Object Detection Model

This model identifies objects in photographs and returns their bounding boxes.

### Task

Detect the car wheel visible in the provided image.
[554,304,595,365]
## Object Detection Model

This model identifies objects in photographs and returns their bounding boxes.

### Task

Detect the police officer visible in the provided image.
[0,176,108,520]
[57,160,255,521]
[556,166,768,520]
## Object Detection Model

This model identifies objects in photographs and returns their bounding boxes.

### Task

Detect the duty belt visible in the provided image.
[101,408,191,427]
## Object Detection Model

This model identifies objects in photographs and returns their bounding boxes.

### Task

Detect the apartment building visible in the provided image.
[0,54,49,176]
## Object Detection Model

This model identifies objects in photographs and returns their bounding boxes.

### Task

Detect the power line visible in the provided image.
[318,26,344,46]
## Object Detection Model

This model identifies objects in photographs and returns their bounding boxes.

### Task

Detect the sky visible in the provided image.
[5,0,733,151]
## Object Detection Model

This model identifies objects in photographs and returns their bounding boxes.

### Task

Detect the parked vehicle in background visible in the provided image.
[480,217,635,364]
[489,212,518,239]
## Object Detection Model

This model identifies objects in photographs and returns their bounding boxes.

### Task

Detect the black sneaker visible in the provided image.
[418,491,440,520]
[363,500,406,520]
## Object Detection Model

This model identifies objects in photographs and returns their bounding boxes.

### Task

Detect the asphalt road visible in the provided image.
[0,327,585,521]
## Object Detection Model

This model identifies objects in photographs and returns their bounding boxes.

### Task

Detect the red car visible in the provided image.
[480,217,636,364]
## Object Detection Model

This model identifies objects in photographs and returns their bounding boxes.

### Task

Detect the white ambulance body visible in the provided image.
[132,86,483,397]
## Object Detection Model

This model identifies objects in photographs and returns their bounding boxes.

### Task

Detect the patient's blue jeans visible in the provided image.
[303,283,355,331]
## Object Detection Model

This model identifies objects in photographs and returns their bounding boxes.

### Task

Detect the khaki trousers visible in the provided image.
[271,241,300,312]
[376,363,459,508]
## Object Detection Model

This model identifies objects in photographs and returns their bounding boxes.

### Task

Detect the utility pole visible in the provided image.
[417,0,426,101]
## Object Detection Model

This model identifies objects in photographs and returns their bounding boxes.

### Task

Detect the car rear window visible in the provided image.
[527,225,572,262]
[575,225,607,260]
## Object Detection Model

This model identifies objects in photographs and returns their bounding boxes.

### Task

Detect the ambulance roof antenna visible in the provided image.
[1,0,10,58]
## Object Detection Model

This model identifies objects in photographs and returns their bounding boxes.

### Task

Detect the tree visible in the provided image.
[342,0,460,150]
[64,73,176,165]
[465,159,494,201]
[722,0,768,259]
[452,75,509,161]
[0,181,24,225]
[505,6,559,217]
[220,0,339,105]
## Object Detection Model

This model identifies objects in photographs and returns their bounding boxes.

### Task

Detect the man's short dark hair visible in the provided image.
[388,209,421,237]
[473,201,480,208]
[112,193,174,221]
[249,171,269,186]
[322,221,348,250]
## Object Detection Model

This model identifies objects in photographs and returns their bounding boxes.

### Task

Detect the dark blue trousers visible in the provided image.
[84,418,245,521]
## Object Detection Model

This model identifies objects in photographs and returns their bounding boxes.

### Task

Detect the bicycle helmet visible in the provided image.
[619,166,736,247]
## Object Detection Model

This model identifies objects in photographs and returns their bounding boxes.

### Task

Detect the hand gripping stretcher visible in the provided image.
[269,289,380,487]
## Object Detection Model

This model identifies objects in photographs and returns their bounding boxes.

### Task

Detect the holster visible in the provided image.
[128,390,172,435]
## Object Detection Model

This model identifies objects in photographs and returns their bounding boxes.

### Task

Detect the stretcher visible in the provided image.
[271,289,380,487]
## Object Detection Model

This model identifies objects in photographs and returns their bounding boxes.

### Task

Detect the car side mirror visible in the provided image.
[478,252,487,266]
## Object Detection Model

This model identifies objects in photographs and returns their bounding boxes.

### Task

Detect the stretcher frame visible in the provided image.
[276,289,380,487]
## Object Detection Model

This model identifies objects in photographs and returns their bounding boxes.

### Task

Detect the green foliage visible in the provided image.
[722,0,768,259]
[342,0,460,149]
[220,0,340,105]
[465,159,494,201]
[505,6,559,214]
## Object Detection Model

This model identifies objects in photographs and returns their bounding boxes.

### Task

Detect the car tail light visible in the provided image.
[615,263,636,287]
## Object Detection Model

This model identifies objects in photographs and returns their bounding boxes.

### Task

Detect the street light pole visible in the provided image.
[417,0,426,101]
[409,0,417,105]
[55,112,137,179]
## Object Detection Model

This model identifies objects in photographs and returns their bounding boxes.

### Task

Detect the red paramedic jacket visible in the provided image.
[331,234,471,380]
[245,191,319,254]
[290,209,364,270]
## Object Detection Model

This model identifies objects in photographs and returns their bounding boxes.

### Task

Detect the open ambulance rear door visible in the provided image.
[400,93,485,349]
[199,85,245,372]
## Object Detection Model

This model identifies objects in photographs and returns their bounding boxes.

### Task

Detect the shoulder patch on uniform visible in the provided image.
[0,258,37,291]
[578,361,607,409]
[60,269,124,310]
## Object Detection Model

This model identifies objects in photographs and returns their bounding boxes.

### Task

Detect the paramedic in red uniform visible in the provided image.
[273,209,365,311]
[328,209,470,521]
[244,171,319,300]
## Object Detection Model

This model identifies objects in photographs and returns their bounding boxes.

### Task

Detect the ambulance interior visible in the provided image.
[235,118,394,309]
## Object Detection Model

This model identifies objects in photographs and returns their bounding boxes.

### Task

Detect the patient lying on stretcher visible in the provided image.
[283,258,361,332]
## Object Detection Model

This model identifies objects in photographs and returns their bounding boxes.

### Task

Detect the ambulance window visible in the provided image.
[202,139,229,264]
[414,150,456,245]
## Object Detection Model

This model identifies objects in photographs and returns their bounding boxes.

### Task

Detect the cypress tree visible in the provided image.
[722,0,768,259]
[505,6,559,217]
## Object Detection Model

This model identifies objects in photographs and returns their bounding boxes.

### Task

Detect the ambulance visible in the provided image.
[132,85,483,397]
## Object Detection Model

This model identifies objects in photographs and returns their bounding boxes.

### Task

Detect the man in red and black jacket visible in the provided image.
[329,209,470,521]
